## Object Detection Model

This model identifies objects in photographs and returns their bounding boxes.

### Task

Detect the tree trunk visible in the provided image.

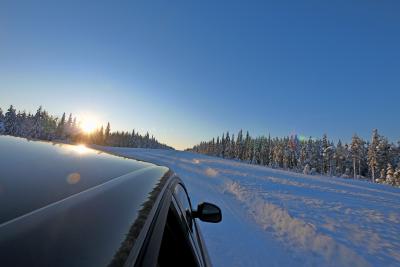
[372,166,375,183]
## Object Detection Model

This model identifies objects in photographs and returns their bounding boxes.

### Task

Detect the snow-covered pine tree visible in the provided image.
[42,110,57,140]
[376,168,386,183]
[377,136,390,178]
[335,140,345,176]
[350,134,364,178]
[236,129,243,160]
[287,135,299,170]
[359,140,368,178]
[395,141,400,170]
[368,129,379,182]
[283,137,290,169]
[273,139,284,168]
[386,163,395,185]
[105,122,111,145]
[5,105,17,135]
[304,137,313,170]
[244,131,251,162]
[310,139,323,173]
[299,141,307,169]
[266,135,272,166]
[225,131,231,159]
[216,136,221,156]
[213,138,217,155]
[56,112,66,139]
[323,144,335,176]
[259,136,269,166]
[63,113,73,139]
[0,108,5,134]
[18,111,30,137]
[129,129,136,147]
[344,143,354,176]
[15,111,23,136]
[252,137,261,164]
[393,165,400,187]
[322,134,329,174]
[230,134,235,159]
[221,133,226,158]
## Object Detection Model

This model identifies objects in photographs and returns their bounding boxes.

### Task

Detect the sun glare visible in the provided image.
[71,144,90,154]
[80,116,98,134]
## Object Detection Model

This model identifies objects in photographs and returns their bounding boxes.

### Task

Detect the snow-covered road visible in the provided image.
[96,147,400,267]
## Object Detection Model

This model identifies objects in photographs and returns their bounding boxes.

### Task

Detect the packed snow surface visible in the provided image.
[98,147,400,267]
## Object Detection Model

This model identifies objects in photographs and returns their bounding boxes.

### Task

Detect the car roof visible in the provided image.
[0,135,162,224]
[0,136,173,266]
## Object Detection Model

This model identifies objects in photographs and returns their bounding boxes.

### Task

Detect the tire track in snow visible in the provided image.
[223,181,370,267]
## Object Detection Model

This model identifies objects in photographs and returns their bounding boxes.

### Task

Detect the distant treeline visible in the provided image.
[189,130,400,187]
[0,105,173,150]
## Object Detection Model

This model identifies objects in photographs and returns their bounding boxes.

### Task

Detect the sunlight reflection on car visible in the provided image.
[72,144,90,154]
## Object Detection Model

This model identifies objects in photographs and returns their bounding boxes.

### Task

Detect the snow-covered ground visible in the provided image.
[97,146,400,267]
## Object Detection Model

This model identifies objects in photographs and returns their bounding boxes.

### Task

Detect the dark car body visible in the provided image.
[0,136,220,267]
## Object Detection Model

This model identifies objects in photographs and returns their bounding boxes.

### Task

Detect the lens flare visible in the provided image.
[81,119,97,134]
[67,172,81,184]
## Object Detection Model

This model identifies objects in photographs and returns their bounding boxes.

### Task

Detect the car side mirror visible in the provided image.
[192,202,222,223]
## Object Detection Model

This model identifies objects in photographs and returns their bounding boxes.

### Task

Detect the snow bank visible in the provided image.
[224,181,369,267]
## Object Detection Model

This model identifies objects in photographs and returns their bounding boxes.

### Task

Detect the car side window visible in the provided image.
[157,202,200,267]
[173,184,206,266]
[173,184,193,229]
[174,184,191,212]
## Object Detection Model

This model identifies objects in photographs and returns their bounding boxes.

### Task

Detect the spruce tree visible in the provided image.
[322,134,329,174]
[377,137,390,177]
[5,105,17,135]
[394,166,400,187]
[216,136,221,156]
[225,132,231,159]
[368,129,379,182]
[335,140,345,176]
[236,129,243,159]
[230,134,235,159]
[244,131,251,161]
[350,134,364,178]
[105,122,111,145]
[386,163,395,185]
[0,107,4,131]
[221,133,225,158]
[56,112,66,138]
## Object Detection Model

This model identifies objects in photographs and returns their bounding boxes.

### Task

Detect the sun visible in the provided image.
[80,116,98,134]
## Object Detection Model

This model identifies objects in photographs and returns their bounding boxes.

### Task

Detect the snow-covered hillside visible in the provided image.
[97,146,400,267]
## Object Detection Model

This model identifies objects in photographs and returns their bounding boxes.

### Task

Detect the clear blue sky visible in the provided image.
[1,0,399,149]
